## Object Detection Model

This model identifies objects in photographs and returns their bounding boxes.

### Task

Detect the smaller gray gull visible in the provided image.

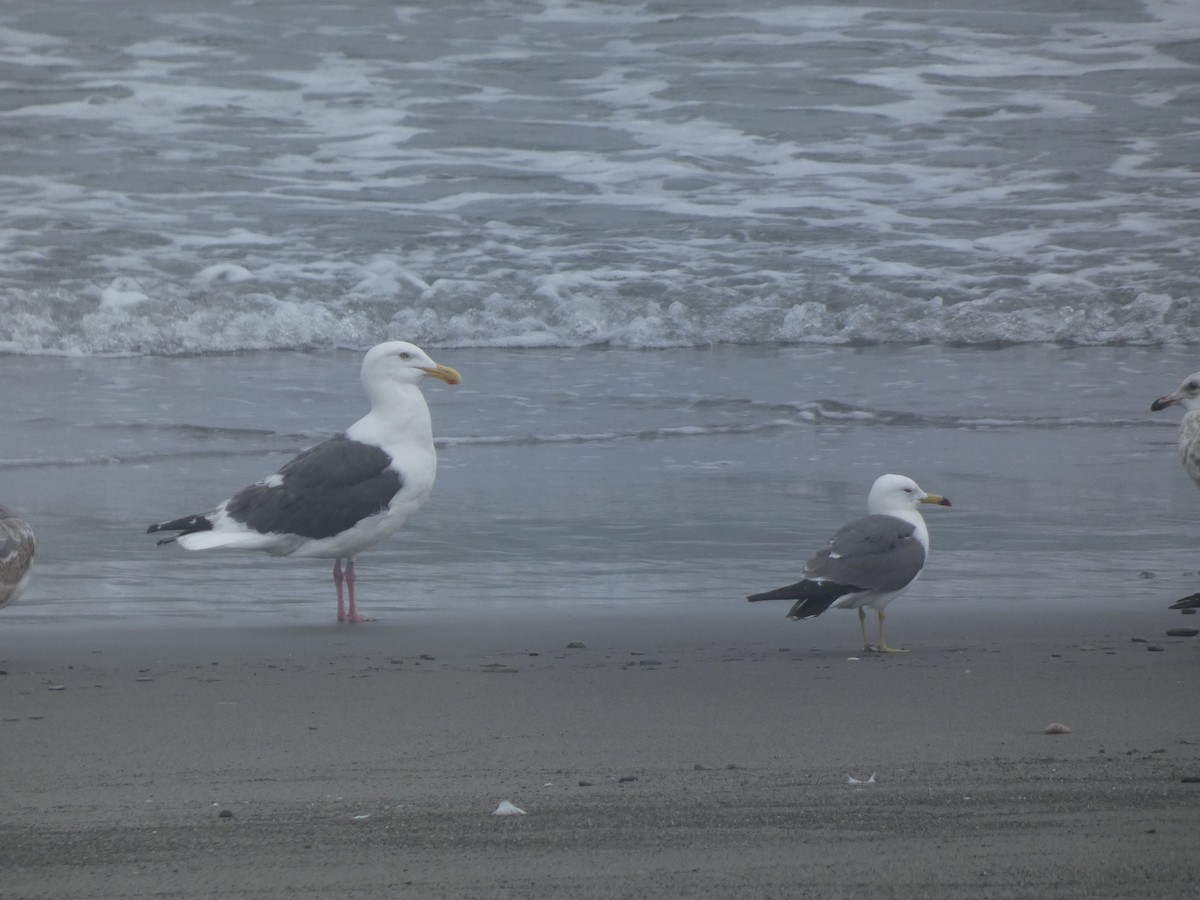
[747,474,951,653]
[148,341,461,623]
[0,505,35,610]
[1151,373,1200,610]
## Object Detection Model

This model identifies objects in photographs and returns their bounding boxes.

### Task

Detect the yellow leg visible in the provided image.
[858,608,872,652]
[874,609,908,653]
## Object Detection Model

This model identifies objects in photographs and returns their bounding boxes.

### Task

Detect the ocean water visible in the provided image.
[1,1,1199,625]
[2,344,1199,624]
[0,0,1197,353]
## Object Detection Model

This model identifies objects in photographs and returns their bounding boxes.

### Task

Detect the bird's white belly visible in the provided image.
[285,490,430,559]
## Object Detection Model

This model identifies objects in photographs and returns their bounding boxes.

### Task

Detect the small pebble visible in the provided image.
[1180,776,1200,784]
[1130,637,1148,643]
[638,658,663,667]
[1044,723,1071,734]
[577,780,593,787]
[419,654,435,661]
[566,641,586,649]
[1166,627,1199,637]
[218,809,233,818]
[618,776,638,783]
[1147,645,1165,652]
[1138,571,1156,580]
[48,685,66,691]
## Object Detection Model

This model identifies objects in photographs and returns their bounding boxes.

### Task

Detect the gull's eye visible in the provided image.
[399,351,411,360]
[1189,381,1199,391]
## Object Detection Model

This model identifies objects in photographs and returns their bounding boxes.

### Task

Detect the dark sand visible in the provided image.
[2,604,1197,899]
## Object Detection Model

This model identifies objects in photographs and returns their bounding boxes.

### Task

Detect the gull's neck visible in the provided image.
[347,381,433,448]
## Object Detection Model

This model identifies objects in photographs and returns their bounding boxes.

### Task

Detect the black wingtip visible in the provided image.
[147,513,213,537]
[746,581,808,604]
[1169,593,1200,610]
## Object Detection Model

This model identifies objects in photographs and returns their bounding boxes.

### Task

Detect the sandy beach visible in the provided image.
[2,603,1196,899]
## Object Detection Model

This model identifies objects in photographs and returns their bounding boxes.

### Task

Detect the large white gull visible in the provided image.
[1150,372,1200,610]
[148,341,460,623]
[0,505,35,610]
[747,474,951,653]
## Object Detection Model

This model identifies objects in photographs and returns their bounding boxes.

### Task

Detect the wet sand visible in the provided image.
[2,604,1197,899]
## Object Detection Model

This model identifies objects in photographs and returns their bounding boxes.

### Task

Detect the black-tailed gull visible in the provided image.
[747,473,951,653]
[1151,372,1200,610]
[0,505,35,610]
[148,341,461,623]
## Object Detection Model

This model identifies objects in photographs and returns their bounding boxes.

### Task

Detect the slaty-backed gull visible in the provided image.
[747,474,951,653]
[1150,373,1200,611]
[0,505,35,610]
[148,341,460,623]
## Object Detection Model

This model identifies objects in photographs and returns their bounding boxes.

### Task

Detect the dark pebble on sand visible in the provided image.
[619,776,638,783]
[1181,776,1200,783]
[1131,637,1148,643]
[1147,645,1165,652]
[566,641,586,649]
[218,809,233,818]
[419,654,435,661]
[638,658,663,666]
[578,780,593,787]
[1138,571,1156,579]
[1166,627,1199,637]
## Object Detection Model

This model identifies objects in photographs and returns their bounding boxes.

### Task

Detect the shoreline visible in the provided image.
[3,605,1197,898]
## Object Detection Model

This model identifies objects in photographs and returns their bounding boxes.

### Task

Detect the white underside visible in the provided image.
[830,578,918,613]
[177,490,429,560]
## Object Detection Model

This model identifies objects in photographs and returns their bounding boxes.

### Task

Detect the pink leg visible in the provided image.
[334,559,347,622]
[343,559,374,623]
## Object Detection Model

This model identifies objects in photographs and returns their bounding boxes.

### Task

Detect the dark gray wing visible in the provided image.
[225,436,403,540]
[802,514,925,593]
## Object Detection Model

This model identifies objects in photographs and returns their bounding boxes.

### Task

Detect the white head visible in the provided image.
[360,341,461,393]
[867,473,951,516]
[1151,372,1200,413]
